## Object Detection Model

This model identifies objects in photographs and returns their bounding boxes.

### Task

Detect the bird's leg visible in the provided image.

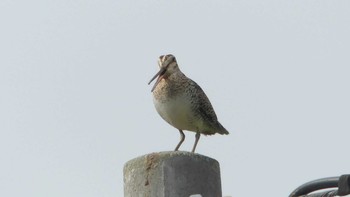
[191,132,201,153]
[174,129,185,151]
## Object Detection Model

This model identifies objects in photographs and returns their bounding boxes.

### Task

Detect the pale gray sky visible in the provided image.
[1,1,349,197]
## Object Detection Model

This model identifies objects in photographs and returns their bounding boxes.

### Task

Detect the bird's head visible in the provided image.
[148,54,180,92]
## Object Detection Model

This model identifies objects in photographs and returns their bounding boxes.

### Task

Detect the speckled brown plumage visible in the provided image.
[149,54,229,152]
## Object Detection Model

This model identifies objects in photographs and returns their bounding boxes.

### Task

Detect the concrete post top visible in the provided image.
[123,151,222,197]
[124,151,219,171]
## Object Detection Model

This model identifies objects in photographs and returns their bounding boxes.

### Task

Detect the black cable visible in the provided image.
[289,177,339,197]
[300,190,338,197]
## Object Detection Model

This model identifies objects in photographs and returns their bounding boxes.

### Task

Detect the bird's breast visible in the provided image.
[153,94,199,131]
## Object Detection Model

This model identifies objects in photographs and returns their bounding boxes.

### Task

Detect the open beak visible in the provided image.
[148,67,166,92]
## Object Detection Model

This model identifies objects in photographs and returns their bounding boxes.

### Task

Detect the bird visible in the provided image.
[148,54,229,153]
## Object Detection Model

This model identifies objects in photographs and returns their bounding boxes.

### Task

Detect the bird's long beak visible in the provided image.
[148,67,166,92]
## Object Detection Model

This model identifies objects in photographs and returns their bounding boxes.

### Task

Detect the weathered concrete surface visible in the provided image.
[123,151,222,197]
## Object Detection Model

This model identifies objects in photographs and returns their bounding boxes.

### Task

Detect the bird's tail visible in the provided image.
[216,122,229,135]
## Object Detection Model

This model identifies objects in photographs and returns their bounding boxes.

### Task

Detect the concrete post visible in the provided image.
[123,151,222,197]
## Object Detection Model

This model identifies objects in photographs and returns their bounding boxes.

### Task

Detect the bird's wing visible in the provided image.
[187,80,218,124]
